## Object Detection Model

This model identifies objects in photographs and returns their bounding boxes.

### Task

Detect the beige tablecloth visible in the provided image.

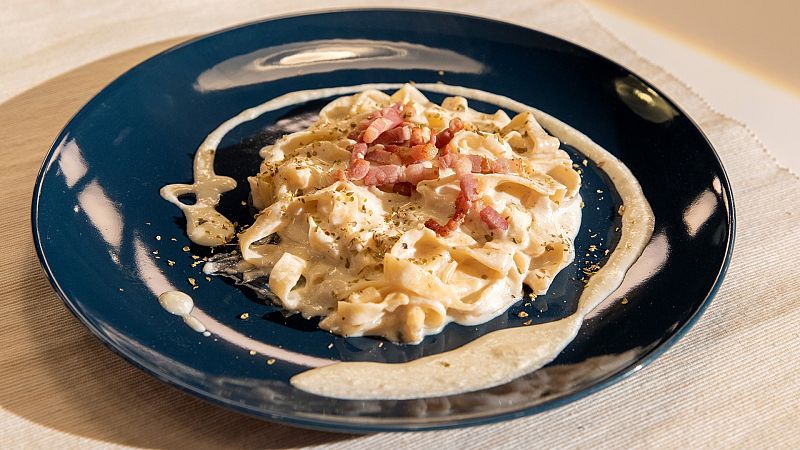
[2,1,798,448]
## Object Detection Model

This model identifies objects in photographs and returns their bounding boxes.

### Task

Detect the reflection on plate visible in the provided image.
[32,9,734,432]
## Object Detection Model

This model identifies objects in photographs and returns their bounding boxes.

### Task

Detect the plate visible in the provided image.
[32,9,734,432]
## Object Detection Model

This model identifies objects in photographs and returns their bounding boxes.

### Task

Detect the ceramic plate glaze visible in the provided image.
[32,10,734,432]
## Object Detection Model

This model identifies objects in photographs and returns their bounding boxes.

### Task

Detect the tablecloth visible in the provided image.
[2,0,798,448]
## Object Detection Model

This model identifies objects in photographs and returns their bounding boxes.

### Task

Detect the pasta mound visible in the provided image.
[220,84,582,344]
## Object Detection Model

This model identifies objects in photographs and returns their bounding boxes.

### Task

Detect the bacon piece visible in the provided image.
[347,158,370,180]
[363,165,402,186]
[408,144,439,163]
[439,153,520,174]
[437,152,456,169]
[364,146,401,165]
[350,142,368,162]
[453,156,474,179]
[388,143,438,165]
[348,103,404,141]
[393,182,414,196]
[479,205,509,230]
[361,104,404,143]
[424,180,473,237]
[362,118,396,143]
[362,163,437,186]
[434,117,464,152]
[345,143,371,180]
[372,125,411,145]
[403,163,439,184]
[409,126,430,146]
[425,160,478,237]
[490,157,516,174]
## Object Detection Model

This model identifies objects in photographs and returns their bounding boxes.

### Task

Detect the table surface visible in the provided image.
[2,1,798,448]
[587,0,800,174]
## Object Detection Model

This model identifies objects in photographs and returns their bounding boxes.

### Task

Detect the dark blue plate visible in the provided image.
[32,9,734,432]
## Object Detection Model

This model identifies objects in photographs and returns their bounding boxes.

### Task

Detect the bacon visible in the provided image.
[425,160,478,237]
[362,163,437,186]
[360,104,404,144]
[408,144,439,163]
[362,118,396,143]
[387,143,438,165]
[345,143,370,180]
[479,205,508,230]
[439,153,520,174]
[434,117,464,151]
[424,181,473,237]
[426,175,509,236]
[453,157,474,179]
[364,146,401,165]
[363,165,402,185]
[409,126,429,146]
[372,125,411,145]
[350,142,368,162]
[403,163,439,184]
[490,157,515,174]
[349,103,404,141]
[347,158,370,180]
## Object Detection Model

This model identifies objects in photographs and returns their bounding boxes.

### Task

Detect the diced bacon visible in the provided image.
[437,152,456,169]
[373,125,411,145]
[409,126,430,146]
[490,157,514,174]
[479,205,509,230]
[344,142,370,180]
[347,158,370,180]
[350,142,368,162]
[363,165,402,186]
[453,157,474,178]
[403,163,438,184]
[408,144,439,163]
[384,144,402,154]
[364,147,401,165]
[360,104,404,144]
[425,171,478,237]
[434,117,464,151]
[424,191,470,237]
[362,163,437,186]
[388,143,438,165]
[393,182,414,196]
[381,103,404,122]
[363,117,396,143]
[439,154,521,174]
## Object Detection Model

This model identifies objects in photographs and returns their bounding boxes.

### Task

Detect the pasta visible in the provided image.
[205,84,583,344]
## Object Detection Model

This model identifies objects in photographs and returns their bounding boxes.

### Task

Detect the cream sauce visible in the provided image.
[158,290,207,333]
[161,83,654,399]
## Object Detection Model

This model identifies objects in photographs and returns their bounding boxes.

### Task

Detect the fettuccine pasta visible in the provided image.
[206,84,582,344]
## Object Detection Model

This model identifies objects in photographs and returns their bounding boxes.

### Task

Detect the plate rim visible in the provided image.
[30,7,736,432]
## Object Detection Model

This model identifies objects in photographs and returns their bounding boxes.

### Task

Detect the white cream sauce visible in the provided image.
[161,83,654,400]
[158,290,207,333]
